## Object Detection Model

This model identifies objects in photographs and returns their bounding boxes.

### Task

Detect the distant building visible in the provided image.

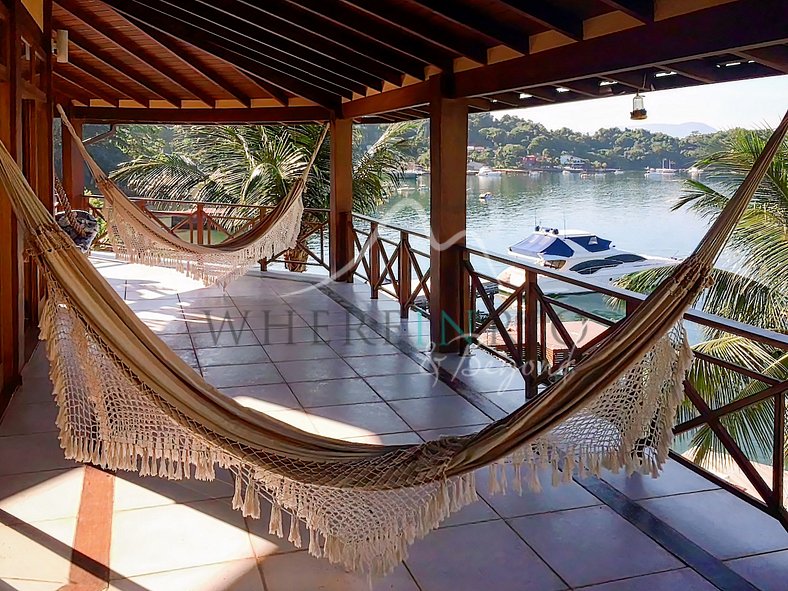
[560,154,588,167]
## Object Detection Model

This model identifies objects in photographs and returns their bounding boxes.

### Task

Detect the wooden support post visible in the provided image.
[524,270,539,399]
[0,1,24,401]
[61,114,86,209]
[369,221,380,299]
[428,77,470,353]
[329,116,354,282]
[196,203,205,245]
[398,231,411,318]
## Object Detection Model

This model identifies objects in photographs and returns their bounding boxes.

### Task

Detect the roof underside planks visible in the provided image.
[50,0,788,123]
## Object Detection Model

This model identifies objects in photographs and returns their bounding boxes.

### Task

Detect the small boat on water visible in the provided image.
[478,166,502,177]
[479,191,493,202]
[497,226,679,295]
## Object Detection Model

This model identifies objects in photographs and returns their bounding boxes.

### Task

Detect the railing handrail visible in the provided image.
[351,212,431,241]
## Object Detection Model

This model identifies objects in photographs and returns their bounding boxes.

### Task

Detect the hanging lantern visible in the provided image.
[630,92,647,120]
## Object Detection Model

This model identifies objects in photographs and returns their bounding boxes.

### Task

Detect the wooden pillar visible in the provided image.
[61,113,86,209]
[0,0,25,400]
[329,116,354,282]
[428,77,470,353]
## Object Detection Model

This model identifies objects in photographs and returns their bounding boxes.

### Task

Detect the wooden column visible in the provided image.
[61,113,86,209]
[428,77,470,353]
[329,116,354,282]
[0,1,23,401]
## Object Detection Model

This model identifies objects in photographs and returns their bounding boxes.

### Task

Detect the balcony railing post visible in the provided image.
[399,231,411,319]
[196,203,204,245]
[524,270,539,399]
[369,221,380,300]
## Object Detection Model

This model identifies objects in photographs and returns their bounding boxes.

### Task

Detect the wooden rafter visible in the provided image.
[53,71,95,104]
[63,31,183,106]
[734,45,788,74]
[57,0,216,106]
[412,0,534,55]
[288,0,455,72]
[103,0,341,109]
[63,55,158,106]
[495,0,584,41]
[596,0,654,22]
[208,0,413,84]
[165,0,386,93]
[340,0,489,64]
[55,66,120,106]
[661,62,718,84]
[130,0,362,99]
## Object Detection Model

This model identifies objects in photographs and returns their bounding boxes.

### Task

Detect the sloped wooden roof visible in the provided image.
[53,0,788,123]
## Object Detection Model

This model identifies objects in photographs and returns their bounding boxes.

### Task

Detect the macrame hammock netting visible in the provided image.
[1,110,785,577]
[57,105,323,286]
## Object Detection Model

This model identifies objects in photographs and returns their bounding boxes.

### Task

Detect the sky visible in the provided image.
[494,75,788,133]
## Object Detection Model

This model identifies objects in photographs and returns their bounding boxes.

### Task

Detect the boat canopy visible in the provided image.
[510,234,574,259]
[566,235,613,253]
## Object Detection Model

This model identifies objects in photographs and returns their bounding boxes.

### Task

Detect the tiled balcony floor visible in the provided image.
[0,255,786,590]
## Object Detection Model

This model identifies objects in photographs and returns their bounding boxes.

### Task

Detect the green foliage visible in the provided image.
[616,127,788,471]
[107,122,414,227]
[405,113,741,170]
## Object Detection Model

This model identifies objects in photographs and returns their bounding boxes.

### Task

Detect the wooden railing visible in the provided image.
[349,213,788,530]
[79,195,331,271]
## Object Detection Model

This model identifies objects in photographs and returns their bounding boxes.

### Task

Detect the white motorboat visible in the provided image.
[477,166,502,177]
[497,226,679,295]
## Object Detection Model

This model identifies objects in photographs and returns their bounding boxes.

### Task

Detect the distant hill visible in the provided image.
[636,122,717,137]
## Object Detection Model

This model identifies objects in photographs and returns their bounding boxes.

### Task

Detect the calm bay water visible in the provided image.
[375,171,710,262]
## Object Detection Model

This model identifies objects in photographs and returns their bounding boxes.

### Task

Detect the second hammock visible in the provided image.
[58,105,327,286]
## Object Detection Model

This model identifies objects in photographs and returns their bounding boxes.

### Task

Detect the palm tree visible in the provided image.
[617,128,788,470]
[111,122,416,270]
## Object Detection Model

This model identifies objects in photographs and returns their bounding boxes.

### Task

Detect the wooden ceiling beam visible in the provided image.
[71,105,330,124]
[495,0,584,41]
[219,0,416,83]
[453,0,788,97]
[558,79,610,97]
[168,0,388,92]
[138,0,365,98]
[596,0,654,23]
[104,0,341,109]
[520,87,557,102]
[57,0,218,106]
[288,0,455,72]
[63,31,184,106]
[341,81,431,119]
[340,0,488,64]
[734,46,788,74]
[412,1,533,55]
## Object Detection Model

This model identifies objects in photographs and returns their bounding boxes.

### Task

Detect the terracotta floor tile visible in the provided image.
[0,467,85,524]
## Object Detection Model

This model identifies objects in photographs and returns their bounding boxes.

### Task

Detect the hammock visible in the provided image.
[57,105,326,286]
[53,176,99,253]
[1,110,785,576]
